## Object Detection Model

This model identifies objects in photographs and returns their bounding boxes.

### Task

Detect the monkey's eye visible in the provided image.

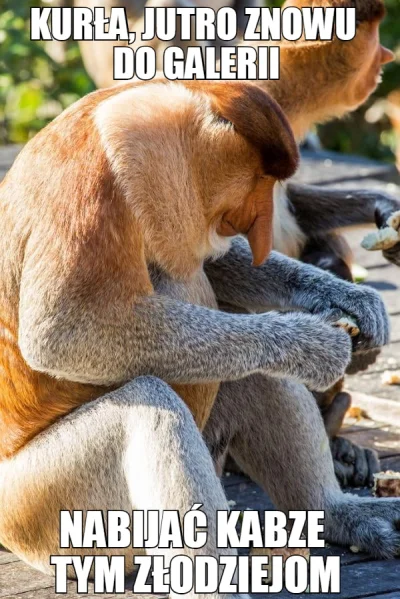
[215,114,233,128]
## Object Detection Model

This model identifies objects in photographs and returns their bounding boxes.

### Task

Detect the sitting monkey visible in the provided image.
[0,80,398,586]
[220,0,399,487]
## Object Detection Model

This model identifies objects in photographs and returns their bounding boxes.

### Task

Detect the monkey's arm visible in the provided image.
[205,237,389,352]
[286,183,400,266]
[287,183,400,231]
[18,284,350,391]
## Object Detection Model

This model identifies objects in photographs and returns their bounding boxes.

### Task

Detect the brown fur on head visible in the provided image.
[182,82,298,264]
[0,79,298,459]
[257,0,393,139]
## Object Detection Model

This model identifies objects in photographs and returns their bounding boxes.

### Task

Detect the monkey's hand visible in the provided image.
[263,312,352,392]
[305,282,390,354]
[362,208,400,267]
[379,211,400,267]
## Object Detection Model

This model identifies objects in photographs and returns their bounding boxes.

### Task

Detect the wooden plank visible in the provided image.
[10,585,153,599]
[340,425,400,457]
[296,151,400,187]
[351,594,400,599]
[346,370,400,403]
[264,558,400,599]
[221,472,251,488]
[0,546,19,566]
[380,455,400,471]
[388,314,400,343]
[224,477,274,512]
[0,553,19,566]
[5,558,400,599]
[345,394,400,428]
[0,561,54,597]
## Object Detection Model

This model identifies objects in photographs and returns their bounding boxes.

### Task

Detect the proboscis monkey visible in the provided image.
[0,79,398,588]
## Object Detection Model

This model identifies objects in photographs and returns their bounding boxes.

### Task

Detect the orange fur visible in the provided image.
[0,85,148,459]
[254,0,392,140]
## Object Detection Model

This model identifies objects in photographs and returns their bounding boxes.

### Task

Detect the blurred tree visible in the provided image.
[0,0,94,144]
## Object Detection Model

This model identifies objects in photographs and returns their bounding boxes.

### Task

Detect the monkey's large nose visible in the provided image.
[246,177,275,266]
[381,46,395,65]
[247,201,274,266]
[216,177,276,266]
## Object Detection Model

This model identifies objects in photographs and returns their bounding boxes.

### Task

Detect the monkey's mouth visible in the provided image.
[375,70,384,85]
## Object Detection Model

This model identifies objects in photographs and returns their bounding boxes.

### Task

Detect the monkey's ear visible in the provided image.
[186,81,299,181]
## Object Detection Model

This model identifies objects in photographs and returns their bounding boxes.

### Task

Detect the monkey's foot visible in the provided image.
[325,495,400,558]
[362,210,400,251]
[331,436,380,488]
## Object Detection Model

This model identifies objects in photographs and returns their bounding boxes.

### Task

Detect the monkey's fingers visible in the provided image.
[333,315,360,338]
[388,210,400,232]
[362,210,400,252]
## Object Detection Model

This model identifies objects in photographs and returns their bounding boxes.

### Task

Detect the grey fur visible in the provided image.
[20,246,359,392]
[205,237,390,352]
[0,376,245,599]
[204,374,400,558]
[12,223,396,573]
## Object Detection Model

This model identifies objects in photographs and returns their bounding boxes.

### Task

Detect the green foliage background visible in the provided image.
[0,0,399,161]
[319,0,400,161]
[0,0,94,144]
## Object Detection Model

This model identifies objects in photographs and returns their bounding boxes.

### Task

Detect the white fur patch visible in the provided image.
[207,228,233,259]
[273,185,306,257]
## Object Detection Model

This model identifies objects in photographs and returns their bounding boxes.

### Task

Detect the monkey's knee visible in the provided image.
[0,379,191,564]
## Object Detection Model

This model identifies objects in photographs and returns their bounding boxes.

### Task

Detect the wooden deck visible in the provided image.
[0,146,400,598]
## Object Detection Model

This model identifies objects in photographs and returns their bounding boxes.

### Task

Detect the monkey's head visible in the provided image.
[279,0,393,120]
[95,80,298,275]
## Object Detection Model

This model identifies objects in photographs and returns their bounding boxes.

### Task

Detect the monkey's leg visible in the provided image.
[317,390,380,488]
[205,375,400,558]
[220,384,379,488]
[300,232,381,487]
[0,376,244,599]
